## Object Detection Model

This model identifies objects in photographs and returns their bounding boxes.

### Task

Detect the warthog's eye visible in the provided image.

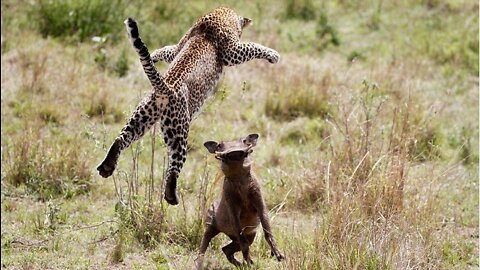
[242,139,254,147]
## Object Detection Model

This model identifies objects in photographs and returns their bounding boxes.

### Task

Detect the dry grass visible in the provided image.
[1,0,478,269]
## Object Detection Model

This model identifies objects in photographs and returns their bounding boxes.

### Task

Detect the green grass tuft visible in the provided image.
[282,0,316,21]
[31,0,129,43]
[265,77,331,122]
[3,126,92,200]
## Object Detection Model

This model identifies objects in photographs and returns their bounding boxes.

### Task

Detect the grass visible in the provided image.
[1,0,478,269]
[2,125,91,200]
[31,0,129,43]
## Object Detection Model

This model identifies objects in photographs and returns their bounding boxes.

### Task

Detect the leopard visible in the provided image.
[96,7,280,206]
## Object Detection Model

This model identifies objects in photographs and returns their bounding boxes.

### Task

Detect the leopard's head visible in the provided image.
[196,7,252,46]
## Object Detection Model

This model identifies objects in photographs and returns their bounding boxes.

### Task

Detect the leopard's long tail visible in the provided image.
[124,17,169,93]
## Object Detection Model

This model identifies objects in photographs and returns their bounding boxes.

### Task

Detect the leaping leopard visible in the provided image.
[96,7,280,205]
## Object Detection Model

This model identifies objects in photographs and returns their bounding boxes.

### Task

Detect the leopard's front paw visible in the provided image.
[267,49,280,64]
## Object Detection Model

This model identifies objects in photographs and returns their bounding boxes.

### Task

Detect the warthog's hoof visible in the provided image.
[271,250,285,261]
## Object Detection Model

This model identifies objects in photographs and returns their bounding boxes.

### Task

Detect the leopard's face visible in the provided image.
[196,7,252,46]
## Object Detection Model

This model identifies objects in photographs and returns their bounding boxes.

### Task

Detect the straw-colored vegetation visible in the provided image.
[1,0,478,269]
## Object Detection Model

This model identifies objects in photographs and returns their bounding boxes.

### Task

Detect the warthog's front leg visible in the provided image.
[252,191,285,261]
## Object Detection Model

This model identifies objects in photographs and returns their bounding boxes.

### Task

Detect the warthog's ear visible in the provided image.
[204,141,219,154]
[243,134,259,147]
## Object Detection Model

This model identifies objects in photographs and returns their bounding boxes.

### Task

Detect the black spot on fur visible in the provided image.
[133,39,143,49]
[129,27,139,38]
[173,137,182,150]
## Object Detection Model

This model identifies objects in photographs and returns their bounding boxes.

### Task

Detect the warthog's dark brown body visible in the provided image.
[194,134,284,269]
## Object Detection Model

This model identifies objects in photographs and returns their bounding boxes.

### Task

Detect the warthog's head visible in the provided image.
[204,134,259,167]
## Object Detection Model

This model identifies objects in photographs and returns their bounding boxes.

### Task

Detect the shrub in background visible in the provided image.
[31,0,128,43]
[282,0,316,21]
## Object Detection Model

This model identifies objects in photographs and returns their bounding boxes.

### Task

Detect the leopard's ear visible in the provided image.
[241,17,252,28]
[204,141,219,154]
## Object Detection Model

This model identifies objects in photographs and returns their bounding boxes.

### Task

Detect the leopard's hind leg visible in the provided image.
[159,87,190,205]
[97,18,169,178]
[97,91,164,178]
